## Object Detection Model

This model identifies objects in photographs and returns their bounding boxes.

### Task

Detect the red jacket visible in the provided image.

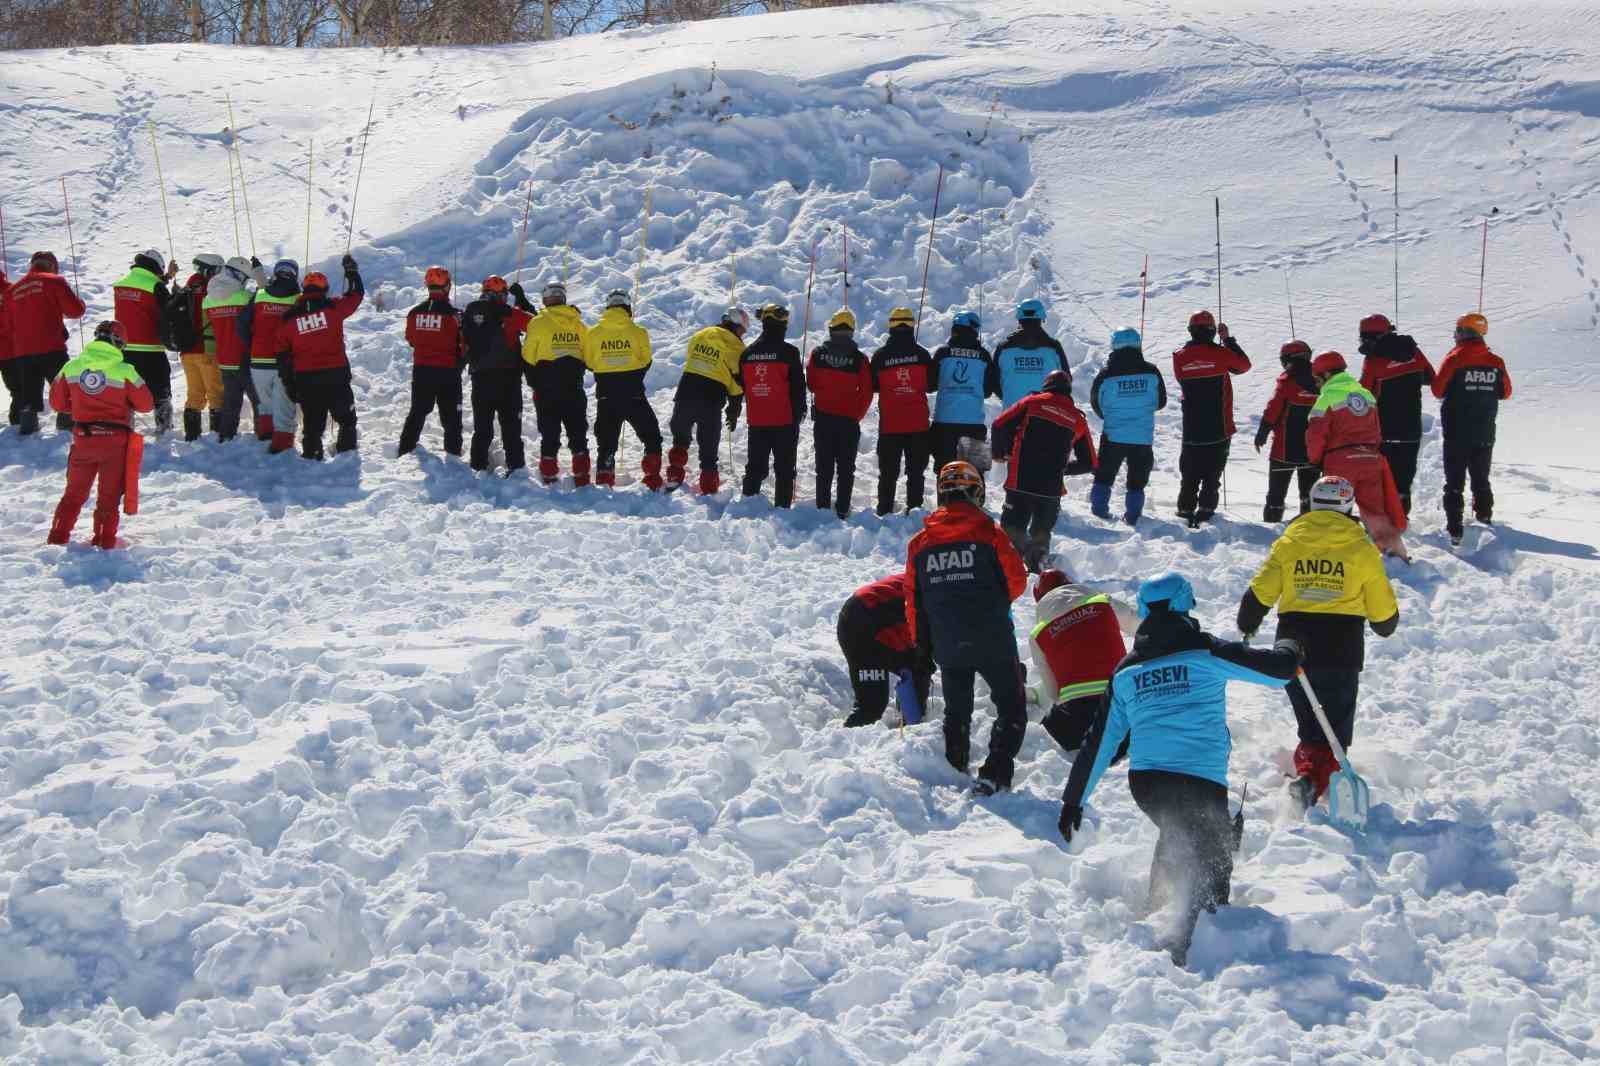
[111,268,168,350]
[849,573,915,653]
[1033,594,1129,704]
[406,299,464,369]
[8,270,85,356]
[990,391,1096,496]
[1432,339,1511,447]
[870,332,934,434]
[905,502,1028,666]
[807,337,873,421]
[1305,375,1380,466]
[279,291,364,373]
[0,275,14,361]
[48,342,155,433]
[1256,367,1319,464]
[205,299,250,369]
[1172,338,1250,442]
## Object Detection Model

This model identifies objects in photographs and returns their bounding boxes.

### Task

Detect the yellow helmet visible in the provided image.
[828,308,856,332]
[887,307,915,330]
[1455,312,1488,337]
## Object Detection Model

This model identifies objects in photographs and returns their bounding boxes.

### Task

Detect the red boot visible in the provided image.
[642,452,664,492]
[255,416,273,441]
[665,447,688,489]
[539,457,560,485]
[46,526,70,546]
[91,512,120,550]
[698,469,721,495]
[573,453,592,488]
[596,468,616,488]
[269,432,296,454]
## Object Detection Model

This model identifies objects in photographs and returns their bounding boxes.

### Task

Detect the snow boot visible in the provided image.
[154,401,173,435]
[91,513,119,550]
[208,410,222,435]
[539,457,560,485]
[596,468,616,488]
[1124,489,1146,526]
[1288,775,1318,813]
[182,409,202,442]
[269,431,295,454]
[1263,502,1285,523]
[774,476,795,509]
[698,469,721,495]
[1089,481,1113,520]
[46,524,70,546]
[18,407,39,436]
[334,423,357,454]
[665,447,688,490]
[1473,494,1493,525]
[641,452,664,492]
[572,452,592,488]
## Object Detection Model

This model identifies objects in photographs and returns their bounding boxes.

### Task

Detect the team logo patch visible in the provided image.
[1345,393,1370,415]
[79,369,109,395]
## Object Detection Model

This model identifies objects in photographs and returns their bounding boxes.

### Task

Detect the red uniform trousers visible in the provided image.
[1321,444,1408,557]
[49,432,129,548]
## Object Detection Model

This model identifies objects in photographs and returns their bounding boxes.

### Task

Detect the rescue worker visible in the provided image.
[397,265,464,458]
[522,280,591,486]
[9,250,86,435]
[1254,340,1321,522]
[870,306,935,515]
[1062,573,1303,965]
[203,256,262,441]
[239,259,303,449]
[1356,313,1434,515]
[928,310,998,472]
[993,298,1070,408]
[1237,475,1400,809]
[173,253,225,440]
[275,256,364,460]
[111,248,179,433]
[736,303,805,506]
[583,288,664,490]
[0,268,17,425]
[905,461,1029,795]
[1089,327,1166,526]
[837,573,933,728]
[1172,310,1251,527]
[990,369,1097,571]
[667,308,747,493]
[1432,313,1512,546]
[459,275,536,474]
[45,321,154,548]
[1029,567,1139,754]
[1305,351,1408,558]
[807,308,873,517]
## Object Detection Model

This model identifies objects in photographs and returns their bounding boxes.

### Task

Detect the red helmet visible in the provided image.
[482,275,509,296]
[424,265,451,290]
[93,320,128,349]
[1189,309,1216,330]
[1034,568,1072,602]
[1311,351,1347,378]
[1041,369,1072,395]
[1279,340,1312,360]
[30,250,59,274]
[302,271,330,294]
[1359,313,1392,336]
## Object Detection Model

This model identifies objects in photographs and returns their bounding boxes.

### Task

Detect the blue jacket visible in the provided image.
[1090,347,1167,446]
[993,322,1069,408]
[1063,610,1299,805]
[931,326,999,426]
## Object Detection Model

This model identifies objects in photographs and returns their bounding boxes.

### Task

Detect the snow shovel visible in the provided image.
[1296,669,1370,830]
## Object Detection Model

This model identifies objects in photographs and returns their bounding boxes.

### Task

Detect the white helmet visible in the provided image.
[1309,475,1357,515]
[137,248,165,272]
[605,288,630,310]
[542,281,567,305]
[192,253,225,276]
[721,306,749,336]
[223,256,252,283]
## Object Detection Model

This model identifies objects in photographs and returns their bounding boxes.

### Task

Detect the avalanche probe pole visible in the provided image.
[914,162,945,344]
[1478,207,1498,313]
[225,94,256,257]
[304,140,314,267]
[147,120,176,267]
[1284,269,1297,340]
[226,137,242,257]
[1138,255,1149,337]
[60,178,85,348]
[1215,196,1227,512]
[841,224,850,313]
[800,227,826,364]
[346,90,378,254]
[513,180,534,284]
[632,185,652,305]
[2,203,10,276]
[1393,154,1400,326]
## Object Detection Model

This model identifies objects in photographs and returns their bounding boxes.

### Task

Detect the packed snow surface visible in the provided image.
[3,1,1600,1062]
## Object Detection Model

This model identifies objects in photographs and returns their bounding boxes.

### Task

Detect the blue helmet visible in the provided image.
[1111,327,1142,351]
[1017,298,1047,322]
[953,310,981,330]
[271,258,300,282]
[1137,572,1196,618]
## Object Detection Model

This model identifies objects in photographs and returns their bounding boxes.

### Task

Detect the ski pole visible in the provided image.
[226,137,242,257]
[1138,255,1149,337]
[632,184,652,305]
[513,180,534,284]
[1214,196,1223,322]
[914,162,945,343]
[1393,154,1400,327]
[60,178,85,349]
[1478,207,1498,313]
[147,120,176,267]
[225,94,256,257]
[304,139,314,267]
[346,89,378,254]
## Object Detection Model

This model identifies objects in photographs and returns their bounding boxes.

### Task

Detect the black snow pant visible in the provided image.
[470,367,525,472]
[218,366,258,441]
[837,598,929,726]
[1287,667,1359,751]
[813,412,861,518]
[743,423,800,507]
[877,429,931,515]
[1129,769,1234,965]
[940,654,1028,788]
[533,382,589,460]
[1042,694,1130,763]
[1177,440,1230,522]
[398,364,464,456]
[17,350,68,432]
[595,393,663,473]
[669,392,724,473]
[1381,440,1421,516]
[297,366,357,460]
[1,360,25,424]
[1443,439,1494,534]
[1094,438,1155,491]
[931,421,987,474]
[124,349,173,411]
[999,490,1060,572]
[1264,461,1319,522]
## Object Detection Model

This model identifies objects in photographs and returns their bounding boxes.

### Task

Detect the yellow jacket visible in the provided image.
[522,304,588,366]
[583,307,653,374]
[1249,510,1398,621]
[683,324,745,396]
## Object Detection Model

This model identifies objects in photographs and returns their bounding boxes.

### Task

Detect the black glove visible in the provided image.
[1059,804,1084,845]
[250,255,262,270]
[724,396,742,432]
[1274,637,1305,665]
[508,282,526,301]
[341,254,359,275]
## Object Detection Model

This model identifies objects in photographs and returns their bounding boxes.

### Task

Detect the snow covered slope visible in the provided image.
[2,2,1599,1062]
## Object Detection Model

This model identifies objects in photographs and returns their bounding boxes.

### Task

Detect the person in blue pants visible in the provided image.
[929,311,999,471]
[993,299,1069,409]
[1060,573,1303,965]
[1089,327,1167,525]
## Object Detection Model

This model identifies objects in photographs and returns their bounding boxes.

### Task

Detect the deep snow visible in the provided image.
[2,2,1600,1063]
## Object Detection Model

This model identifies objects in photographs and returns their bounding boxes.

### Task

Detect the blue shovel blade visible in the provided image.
[1326,766,1371,830]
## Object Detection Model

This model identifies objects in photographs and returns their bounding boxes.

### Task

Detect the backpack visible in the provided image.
[159,288,201,352]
